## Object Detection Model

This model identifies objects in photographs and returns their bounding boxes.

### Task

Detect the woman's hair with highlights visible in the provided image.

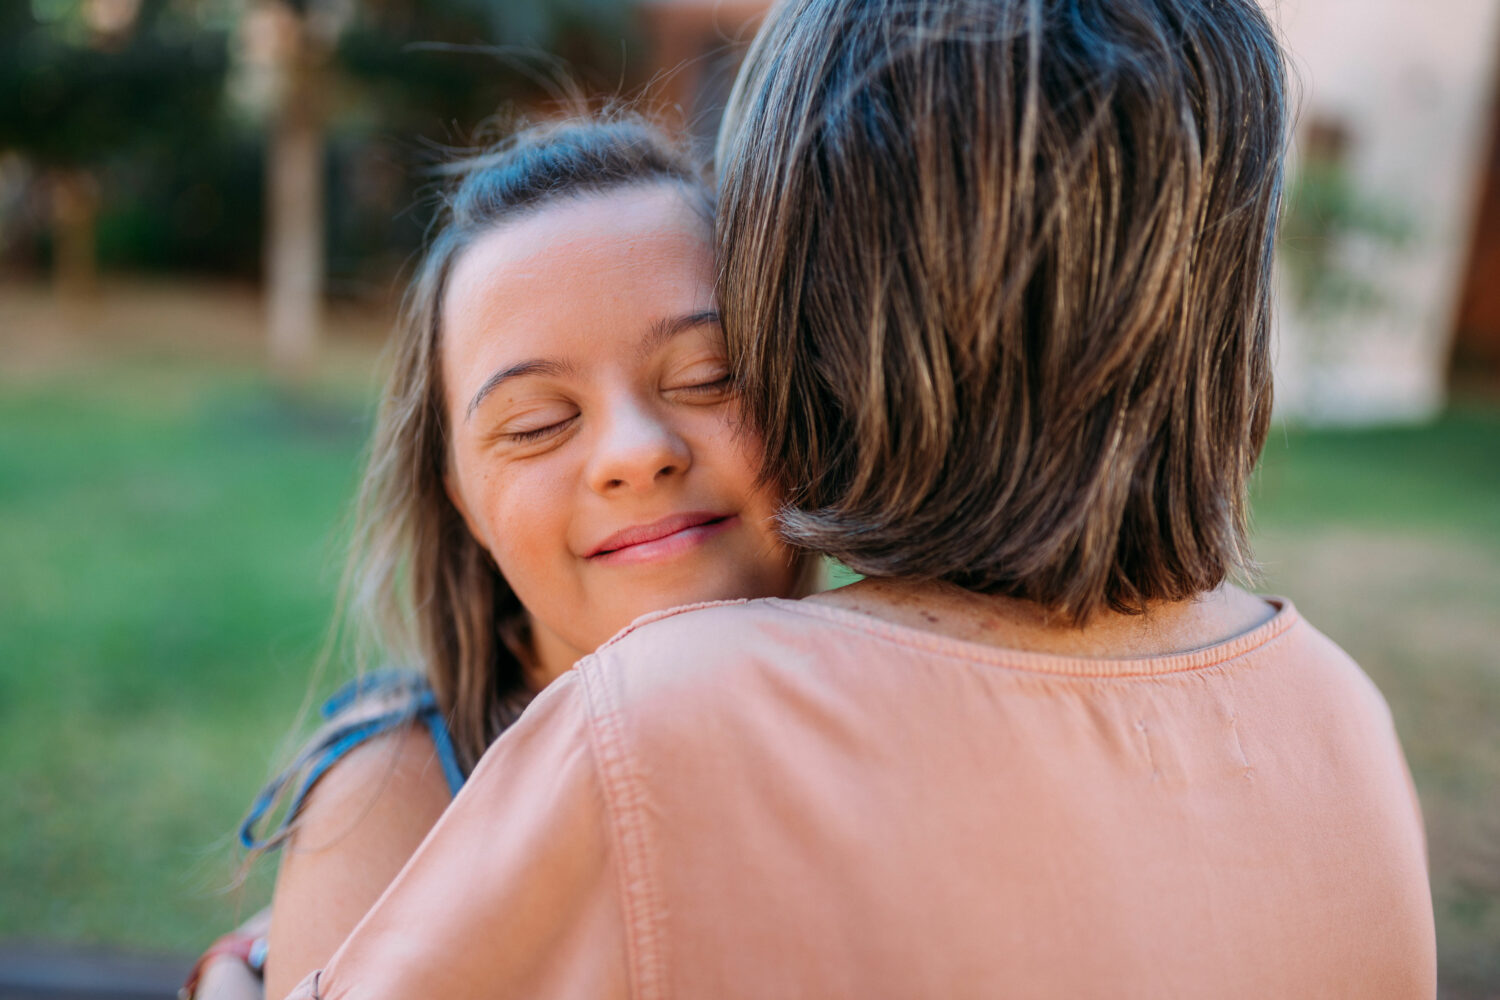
[717,0,1289,622]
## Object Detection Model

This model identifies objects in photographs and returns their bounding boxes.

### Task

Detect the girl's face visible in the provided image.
[441,184,800,684]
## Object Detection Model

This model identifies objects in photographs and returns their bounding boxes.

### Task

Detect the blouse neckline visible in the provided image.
[758,594,1299,679]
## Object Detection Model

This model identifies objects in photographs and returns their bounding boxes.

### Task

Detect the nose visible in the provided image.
[585,398,692,495]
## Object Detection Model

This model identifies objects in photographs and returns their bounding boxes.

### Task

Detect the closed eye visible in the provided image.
[672,374,733,397]
[504,414,578,443]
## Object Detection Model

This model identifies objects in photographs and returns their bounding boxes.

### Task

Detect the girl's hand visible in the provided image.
[182,909,268,1000]
[191,951,263,1000]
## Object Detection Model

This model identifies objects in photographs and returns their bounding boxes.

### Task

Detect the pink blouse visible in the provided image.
[291,597,1435,999]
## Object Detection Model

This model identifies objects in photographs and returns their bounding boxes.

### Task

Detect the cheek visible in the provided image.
[699,413,783,520]
[703,397,762,464]
[724,419,777,502]
[458,460,574,573]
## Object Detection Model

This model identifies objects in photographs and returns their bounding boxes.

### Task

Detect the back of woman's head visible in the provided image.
[717,0,1288,622]
[351,113,705,770]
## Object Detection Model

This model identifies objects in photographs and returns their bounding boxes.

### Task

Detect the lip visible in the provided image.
[587,511,735,565]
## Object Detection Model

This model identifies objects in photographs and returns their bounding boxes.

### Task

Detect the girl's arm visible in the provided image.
[262,724,452,999]
[284,672,631,1000]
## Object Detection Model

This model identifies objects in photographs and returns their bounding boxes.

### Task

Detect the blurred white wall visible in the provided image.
[1267,0,1500,423]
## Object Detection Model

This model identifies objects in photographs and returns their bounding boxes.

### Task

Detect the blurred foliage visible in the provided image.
[0,0,230,168]
[0,0,636,282]
[1279,159,1415,319]
[89,135,266,275]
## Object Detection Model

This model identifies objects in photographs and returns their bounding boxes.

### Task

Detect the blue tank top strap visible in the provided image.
[239,669,466,851]
[418,696,466,796]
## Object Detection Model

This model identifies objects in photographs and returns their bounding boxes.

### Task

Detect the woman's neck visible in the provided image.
[805,578,1276,660]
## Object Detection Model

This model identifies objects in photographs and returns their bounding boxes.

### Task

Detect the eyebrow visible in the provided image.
[464,310,723,422]
[637,309,723,362]
[465,359,573,422]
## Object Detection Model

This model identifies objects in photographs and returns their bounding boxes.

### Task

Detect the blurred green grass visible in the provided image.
[1253,406,1500,544]
[0,364,1496,993]
[0,360,375,949]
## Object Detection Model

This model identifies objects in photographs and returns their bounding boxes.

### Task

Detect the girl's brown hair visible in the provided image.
[348,114,708,771]
[717,0,1288,622]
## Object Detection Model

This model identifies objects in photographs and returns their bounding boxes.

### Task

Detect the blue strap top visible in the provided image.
[239,670,467,851]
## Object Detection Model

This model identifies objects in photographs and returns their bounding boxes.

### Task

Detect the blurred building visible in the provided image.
[1267,0,1500,422]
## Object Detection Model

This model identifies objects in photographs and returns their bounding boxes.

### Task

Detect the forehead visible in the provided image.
[440,185,715,389]
[444,185,710,325]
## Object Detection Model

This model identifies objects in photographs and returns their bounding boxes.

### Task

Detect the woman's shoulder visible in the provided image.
[589,598,822,673]
[594,597,796,648]
[576,597,855,718]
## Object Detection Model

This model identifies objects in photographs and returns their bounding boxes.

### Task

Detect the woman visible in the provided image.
[290,0,1436,996]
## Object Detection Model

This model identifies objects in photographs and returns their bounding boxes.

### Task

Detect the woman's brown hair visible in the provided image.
[717,0,1288,622]
[347,113,709,772]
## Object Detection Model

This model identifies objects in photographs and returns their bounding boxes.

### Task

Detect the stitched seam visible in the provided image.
[595,599,752,652]
[580,654,669,1000]
[765,597,1299,678]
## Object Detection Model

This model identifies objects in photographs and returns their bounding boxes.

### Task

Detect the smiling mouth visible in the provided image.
[588,512,736,565]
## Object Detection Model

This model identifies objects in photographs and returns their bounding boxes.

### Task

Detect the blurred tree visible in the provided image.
[0,0,230,303]
[0,0,632,367]
[242,0,341,375]
[239,0,630,375]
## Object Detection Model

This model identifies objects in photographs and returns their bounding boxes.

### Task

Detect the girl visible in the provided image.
[184,114,806,999]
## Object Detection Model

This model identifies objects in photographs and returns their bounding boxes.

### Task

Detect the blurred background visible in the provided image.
[0,0,1496,997]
